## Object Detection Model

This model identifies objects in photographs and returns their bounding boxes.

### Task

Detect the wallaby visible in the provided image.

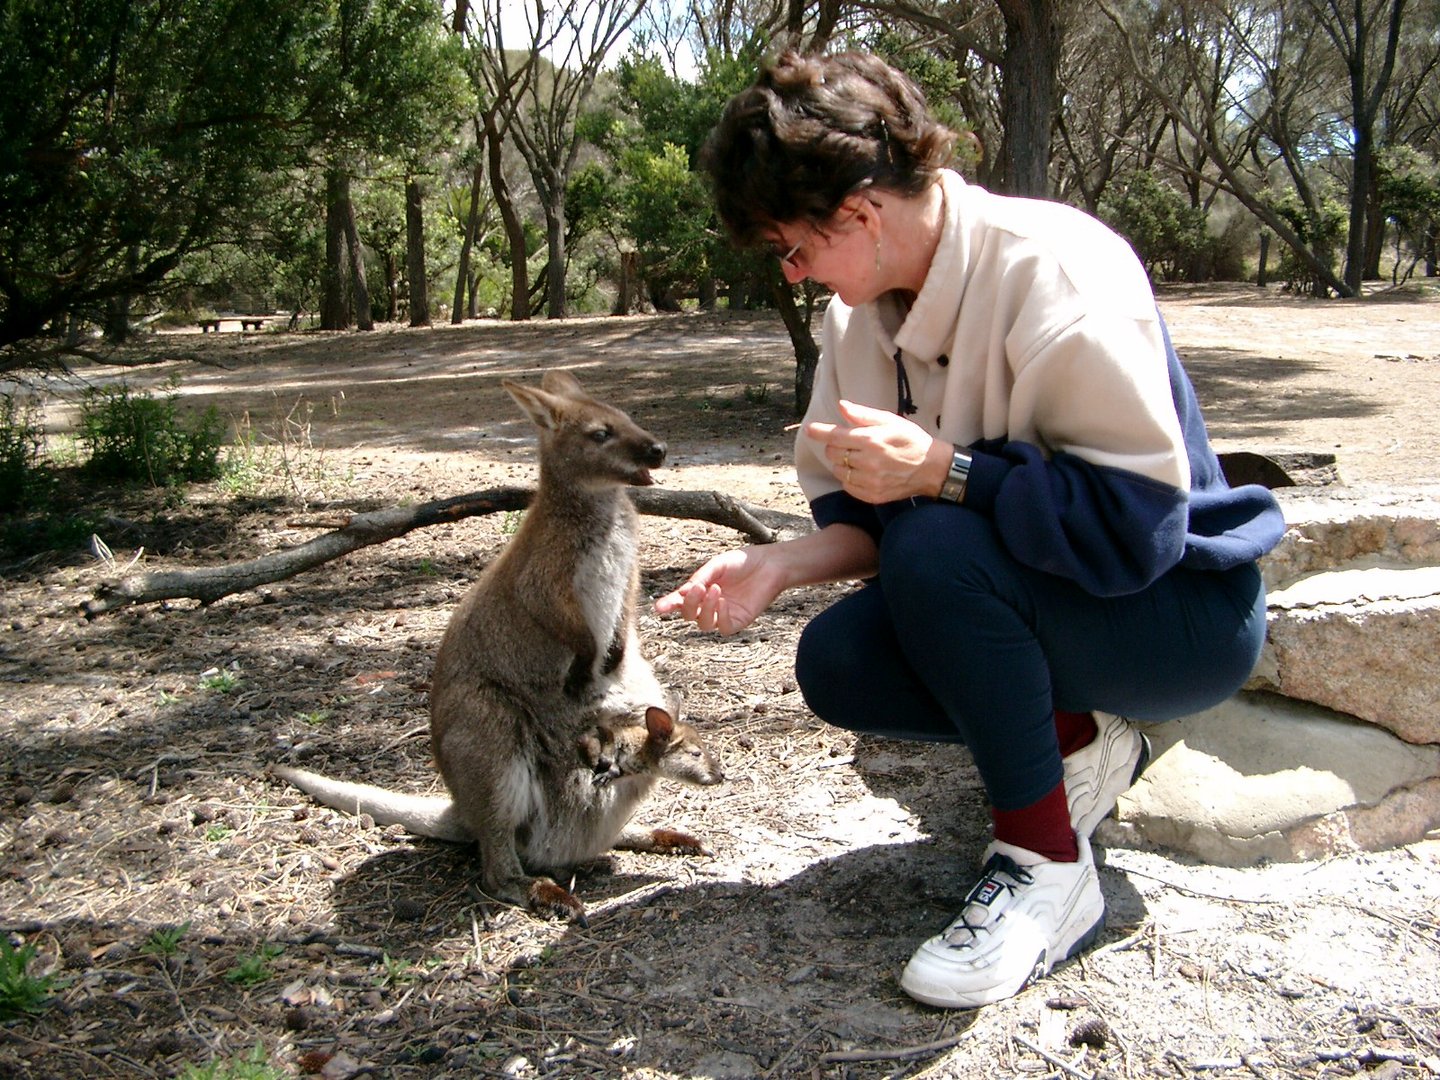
[269,701,723,909]
[274,371,718,923]
[579,703,725,791]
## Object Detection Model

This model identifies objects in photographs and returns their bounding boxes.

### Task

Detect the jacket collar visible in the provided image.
[889,169,970,364]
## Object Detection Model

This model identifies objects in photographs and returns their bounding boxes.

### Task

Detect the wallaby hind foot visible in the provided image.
[614,824,712,857]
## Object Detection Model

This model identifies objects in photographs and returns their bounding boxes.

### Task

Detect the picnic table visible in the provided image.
[197,316,266,332]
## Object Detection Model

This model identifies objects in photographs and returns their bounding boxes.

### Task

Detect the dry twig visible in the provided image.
[81,486,810,616]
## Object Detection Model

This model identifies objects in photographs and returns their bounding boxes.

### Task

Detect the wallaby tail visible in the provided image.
[269,764,472,844]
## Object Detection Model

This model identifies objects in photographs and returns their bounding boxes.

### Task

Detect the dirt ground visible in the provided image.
[2,282,1440,1079]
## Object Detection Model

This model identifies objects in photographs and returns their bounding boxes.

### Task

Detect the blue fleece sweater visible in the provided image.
[798,172,1285,597]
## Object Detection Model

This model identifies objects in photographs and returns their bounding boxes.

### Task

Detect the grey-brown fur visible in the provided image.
[274,372,720,923]
[578,704,725,789]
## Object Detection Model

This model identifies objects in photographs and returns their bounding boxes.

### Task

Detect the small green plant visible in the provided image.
[200,667,241,693]
[179,1043,286,1080]
[203,824,235,842]
[501,509,525,535]
[743,382,771,405]
[375,953,421,989]
[294,708,332,726]
[416,557,439,577]
[219,397,344,503]
[141,922,192,957]
[78,380,224,486]
[225,944,283,988]
[0,938,58,1020]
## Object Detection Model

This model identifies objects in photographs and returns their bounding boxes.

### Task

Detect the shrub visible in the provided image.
[1100,170,1213,282]
[0,393,44,512]
[1261,188,1347,295]
[78,382,225,486]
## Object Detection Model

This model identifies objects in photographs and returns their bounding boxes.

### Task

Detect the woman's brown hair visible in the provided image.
[700,50,957,248]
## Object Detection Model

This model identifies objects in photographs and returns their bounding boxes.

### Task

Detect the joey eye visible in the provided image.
[589,427,613,444]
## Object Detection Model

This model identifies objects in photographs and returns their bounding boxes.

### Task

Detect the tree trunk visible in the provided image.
[483,112,529,322]
[321,169,350,330]
[1257,232,1270,287]
[451,161,482,325]
[341,185,373,331]
[612,248,641,315]
[995,0,1061,197]
[380,252,396,322]
[406,176,431,327]
[102,244,139,344]
[1344,128,1374,294]
[770,271,820,416]
[543,197,567,319]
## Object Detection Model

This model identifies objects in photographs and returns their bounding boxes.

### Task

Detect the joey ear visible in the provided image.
[540,369,585,398]
[644,705,675,743]
[502,379,565,432]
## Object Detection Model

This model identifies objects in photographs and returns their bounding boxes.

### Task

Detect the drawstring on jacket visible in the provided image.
[894,349,918,416]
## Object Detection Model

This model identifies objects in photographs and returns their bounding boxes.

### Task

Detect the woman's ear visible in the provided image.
[850,194,883,241]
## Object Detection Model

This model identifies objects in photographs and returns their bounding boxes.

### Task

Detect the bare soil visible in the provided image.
[2,283,1440,1079]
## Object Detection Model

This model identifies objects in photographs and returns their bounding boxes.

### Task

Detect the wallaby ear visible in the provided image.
[502,379,565,432]
[540,369,585,398]
[663,689,684,719]
[644,705,675,743]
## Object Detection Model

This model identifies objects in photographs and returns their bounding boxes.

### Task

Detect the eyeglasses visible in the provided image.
[768,181,877,271]
[773,233,807,269]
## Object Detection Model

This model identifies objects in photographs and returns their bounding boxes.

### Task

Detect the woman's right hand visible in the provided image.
[653,546,785,636]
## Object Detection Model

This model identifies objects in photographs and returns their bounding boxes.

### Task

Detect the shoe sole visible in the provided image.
[902,911,1106,1009]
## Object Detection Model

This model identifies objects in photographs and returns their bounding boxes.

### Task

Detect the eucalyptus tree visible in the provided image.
[458,17,536,322]
[0,0,322,365]
[470,0,646,320]
[312,0,464,330]
[1097,0,1356,296]
[1298,0,1409,293]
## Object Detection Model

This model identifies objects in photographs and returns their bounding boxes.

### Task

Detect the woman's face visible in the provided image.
[768,195,881,305]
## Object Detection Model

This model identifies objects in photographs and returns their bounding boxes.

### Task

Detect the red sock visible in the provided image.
[1054,709,1098,758]
[991,782,1079,863]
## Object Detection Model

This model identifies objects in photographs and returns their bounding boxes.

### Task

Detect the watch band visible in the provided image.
[939,448,972,504]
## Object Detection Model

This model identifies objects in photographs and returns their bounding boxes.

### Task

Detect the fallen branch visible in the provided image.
[81,485,810,617]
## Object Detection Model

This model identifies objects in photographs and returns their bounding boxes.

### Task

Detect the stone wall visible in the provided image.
[1102,489,1440,865]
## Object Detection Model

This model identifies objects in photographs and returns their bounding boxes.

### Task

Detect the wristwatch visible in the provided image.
[938,448,972,504]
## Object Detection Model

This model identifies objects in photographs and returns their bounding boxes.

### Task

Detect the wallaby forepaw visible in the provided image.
[528,878,588,925]
[647,828,711,857]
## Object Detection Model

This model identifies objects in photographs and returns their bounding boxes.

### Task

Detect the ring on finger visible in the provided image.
[842,449,851,470]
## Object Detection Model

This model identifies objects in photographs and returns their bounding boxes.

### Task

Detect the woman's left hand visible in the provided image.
[805,399,952,504]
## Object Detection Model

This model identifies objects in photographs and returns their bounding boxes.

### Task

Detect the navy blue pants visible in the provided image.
[795,504,1267,812]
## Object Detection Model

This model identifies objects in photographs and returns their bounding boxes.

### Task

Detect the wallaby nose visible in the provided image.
[644,441,666,466]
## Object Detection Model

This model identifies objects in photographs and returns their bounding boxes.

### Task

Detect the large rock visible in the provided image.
[1106,489,1440,864]
[1101,692,1440,866]
[1247,491,1440,743]
[1250,566,1440,744]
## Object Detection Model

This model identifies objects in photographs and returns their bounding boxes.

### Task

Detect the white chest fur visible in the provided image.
[574,524,636,661]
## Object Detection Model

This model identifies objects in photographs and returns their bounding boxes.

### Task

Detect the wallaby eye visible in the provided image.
[589,426,613,444]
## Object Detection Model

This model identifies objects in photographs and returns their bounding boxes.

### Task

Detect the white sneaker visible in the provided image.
[1063,711,1149,839]
[900,837,1105,1009]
